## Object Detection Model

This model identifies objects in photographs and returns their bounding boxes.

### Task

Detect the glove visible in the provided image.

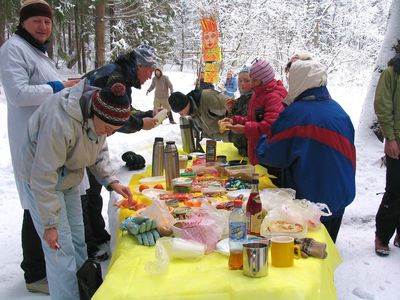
[294,238,327,259]
[120,216,160,246]
[121,151,146,170]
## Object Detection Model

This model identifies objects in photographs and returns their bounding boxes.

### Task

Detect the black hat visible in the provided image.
[168,92,189,113]
[19,0,53,24]
[92,83,131,126]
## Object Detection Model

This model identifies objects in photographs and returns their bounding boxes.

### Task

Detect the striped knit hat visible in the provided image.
[92,83,131,126]
[249,59,275,85]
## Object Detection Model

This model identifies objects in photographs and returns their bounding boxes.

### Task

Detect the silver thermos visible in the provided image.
[151,137,164,176]
[179,116,196,154]
[164,141,179,190]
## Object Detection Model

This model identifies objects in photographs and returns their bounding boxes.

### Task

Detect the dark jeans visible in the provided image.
[20,210,46,283]
[321,208,345,243]
[82,170,110,255]
[375,155,400,244]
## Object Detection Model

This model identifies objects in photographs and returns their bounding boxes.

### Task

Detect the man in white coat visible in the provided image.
[0,0,78,294]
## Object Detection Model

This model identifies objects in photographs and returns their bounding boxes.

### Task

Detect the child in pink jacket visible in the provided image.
[221,59,287,184]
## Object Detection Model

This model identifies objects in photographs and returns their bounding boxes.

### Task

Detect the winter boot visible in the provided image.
[375,237,390,257]
[167,111,176,124]
[26,277,49,294]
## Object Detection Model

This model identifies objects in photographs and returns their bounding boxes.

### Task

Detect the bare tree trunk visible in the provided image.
[180,14,185,72]
[95,0,106,68]
[74,4,82,73]
[109,1,115,51]
[68,23,73,55]
[0,12,5,47]
[357,0,400,136]
[80,0,87,73]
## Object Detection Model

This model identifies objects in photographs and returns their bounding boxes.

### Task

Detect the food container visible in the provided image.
[201,186,226,197]
[224,164,255,181]
[179,155,189,169]
[260,218,308,238]
[172,207,192,220]
[171,177,193,193]
[191,162,223,176]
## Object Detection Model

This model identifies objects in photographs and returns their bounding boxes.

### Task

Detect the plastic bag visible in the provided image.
[172,201,229,253]
[145,237,206,275]
[293,199,332,230]
[139,199,175,235]
[260,188,296,211]
[261,199,308,238]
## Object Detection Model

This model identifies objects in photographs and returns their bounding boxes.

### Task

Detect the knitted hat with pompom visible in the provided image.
[92,83,131,126]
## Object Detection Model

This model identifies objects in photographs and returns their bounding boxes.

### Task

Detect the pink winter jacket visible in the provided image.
[232,79,287,165]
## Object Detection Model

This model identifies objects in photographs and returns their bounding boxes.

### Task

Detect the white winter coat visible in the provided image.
[0,34,61,208]
[19,80,118,229]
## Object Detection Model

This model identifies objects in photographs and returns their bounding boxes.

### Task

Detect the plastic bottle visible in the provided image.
[229,199,247,270]
[151,137,164,176]
[246,174,262,235]
[164,141,179,190]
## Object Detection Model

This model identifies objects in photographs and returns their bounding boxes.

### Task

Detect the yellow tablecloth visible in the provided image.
[93,142,342,300]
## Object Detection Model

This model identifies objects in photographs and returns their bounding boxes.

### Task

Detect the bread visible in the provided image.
[267,221,304,233]
[218,121,230,133]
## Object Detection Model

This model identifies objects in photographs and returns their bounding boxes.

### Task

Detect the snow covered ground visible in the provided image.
[0,67,398,300]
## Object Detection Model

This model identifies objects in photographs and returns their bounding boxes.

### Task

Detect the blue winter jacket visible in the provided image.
[225,76,238,97]
[256,86,356,218]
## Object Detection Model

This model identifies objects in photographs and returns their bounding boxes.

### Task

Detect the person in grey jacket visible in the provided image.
[147,66,175,124]
[0,0,79,294]
[17,80,133,300]
[168,89,230,142]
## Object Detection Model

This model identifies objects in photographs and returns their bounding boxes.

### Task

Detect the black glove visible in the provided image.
[121,151,146,170]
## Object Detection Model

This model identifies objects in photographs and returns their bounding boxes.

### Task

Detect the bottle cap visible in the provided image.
[166,141,175,145]
[154,137,163,142]
[233,199,243,207]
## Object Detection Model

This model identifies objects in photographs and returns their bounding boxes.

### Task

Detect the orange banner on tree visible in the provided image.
[201,16,221,83]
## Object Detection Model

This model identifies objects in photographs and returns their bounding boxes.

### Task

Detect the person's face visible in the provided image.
[251,77,263,87]
[137,65,154,84]
[155,69,161,78]
[227,71,233,79]
[21,16,52,44]
[238,72,253,93]
[178,103,190,117]
[93,115,122,137]
[203,31,218,49]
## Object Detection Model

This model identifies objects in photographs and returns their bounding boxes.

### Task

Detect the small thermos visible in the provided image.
[151,137,164,176]
[164,141,179,190]
[179,116,196,154]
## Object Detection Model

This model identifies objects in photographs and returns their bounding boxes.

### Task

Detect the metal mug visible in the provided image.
[243,242,268,278]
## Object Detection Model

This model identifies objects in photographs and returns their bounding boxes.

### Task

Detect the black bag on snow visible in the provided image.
[76,259,103,300]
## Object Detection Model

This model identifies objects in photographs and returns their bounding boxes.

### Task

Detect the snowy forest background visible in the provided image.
[0,0,391,85]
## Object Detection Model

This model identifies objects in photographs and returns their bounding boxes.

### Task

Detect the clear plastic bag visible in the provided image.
[139,199,176,235]
[145,237,206,275]
[293,199,332,230]
[172,201,229,253]
[260,188,296,211]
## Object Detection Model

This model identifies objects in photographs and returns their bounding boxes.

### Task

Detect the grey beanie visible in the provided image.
[134,44,158,67]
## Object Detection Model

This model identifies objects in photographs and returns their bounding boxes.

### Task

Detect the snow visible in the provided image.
[0,67,399,300]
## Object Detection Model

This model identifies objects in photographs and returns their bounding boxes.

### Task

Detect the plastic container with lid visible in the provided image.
[171,177,193,193]
[224,165,255,181]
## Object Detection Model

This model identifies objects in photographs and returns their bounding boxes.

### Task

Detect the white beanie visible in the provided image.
[284,60,327,105]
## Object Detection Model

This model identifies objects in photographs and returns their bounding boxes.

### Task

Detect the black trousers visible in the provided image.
[321,208,345,243]
[375,155,400,244]
[20,210,46,283]
[82,170,110,255]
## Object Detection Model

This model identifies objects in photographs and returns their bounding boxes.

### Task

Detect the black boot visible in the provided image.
[168,111,176,124]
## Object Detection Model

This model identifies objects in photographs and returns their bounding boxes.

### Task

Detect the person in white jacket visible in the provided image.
[0,0,79,294]
[17,80,133,300]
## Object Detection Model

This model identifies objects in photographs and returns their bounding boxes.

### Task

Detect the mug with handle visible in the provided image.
[271,236,301,267]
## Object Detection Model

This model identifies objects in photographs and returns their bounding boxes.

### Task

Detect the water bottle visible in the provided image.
[164,141,179,190]
[151,137,164,176]
[229,199,247,270]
